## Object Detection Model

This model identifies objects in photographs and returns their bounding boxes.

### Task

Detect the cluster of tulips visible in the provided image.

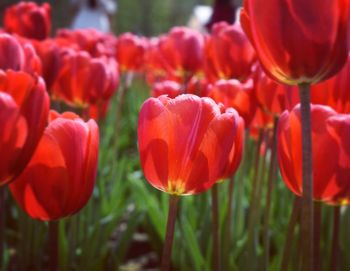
[0,0,350,270]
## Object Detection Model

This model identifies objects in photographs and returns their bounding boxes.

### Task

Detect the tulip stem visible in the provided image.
[330,206,340,271]
[0,187,5,270]
[298,83,314,271]
[314,202,322,271]
[263,116,279,270]
[280,197,301,271]
[211,184,221,271]
[49,220,59,271]
[161,195,180,271]
[223,175,235,270]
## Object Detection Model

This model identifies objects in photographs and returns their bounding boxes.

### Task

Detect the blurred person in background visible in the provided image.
[206,0,237,30]
[71,0,117,32]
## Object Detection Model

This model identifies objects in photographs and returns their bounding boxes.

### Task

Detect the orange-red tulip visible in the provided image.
[3,1,51,40]
[204,22,256,82]
[278,105,350,203]
[241,0,350,85]
[138,94,239,195]
[0,70,49,186]
[208,79,257,126]
[9,111,99,221]
[116,32,147,72]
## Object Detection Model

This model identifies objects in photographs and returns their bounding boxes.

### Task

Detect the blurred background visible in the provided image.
[0,0,244,35]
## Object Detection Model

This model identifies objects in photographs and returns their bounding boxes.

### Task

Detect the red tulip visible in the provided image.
[256,70,299,115]
[0,34,42,75]
[0,70,49,186]
[116,32,147,72]
[9,111,99,221]
[138,94,239,195]
[158,27,204,80]
[56,28,118,58]
[3,1,51,40]
[151,80,183,98]
[240,0,350,85]
[277,104,350,203]
[311,54,350,113]
[204,22,256,82]
[51,50,119,109]
[208,79,257,126]
[218,110,244,180]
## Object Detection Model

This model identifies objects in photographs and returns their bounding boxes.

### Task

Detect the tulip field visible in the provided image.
[1,1,350,271]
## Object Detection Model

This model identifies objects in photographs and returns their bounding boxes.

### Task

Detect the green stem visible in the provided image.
[298,83,314,271]
[49,220,59,271]
[263,117,279,270]
[211,184,221,271]
[161,195,180,271]
[280,197,301,271]
[223,175,235,270]
[329,206,340,271]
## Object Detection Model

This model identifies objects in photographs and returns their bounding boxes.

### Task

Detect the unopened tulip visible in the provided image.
[9,111,99,221]
[138,94,239,195]
[240,0,350,85]
[278,105,350,203]
[0,70,49,186]
[3,1,51,40]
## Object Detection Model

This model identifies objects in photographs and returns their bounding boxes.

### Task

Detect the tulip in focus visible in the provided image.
[3,1,51,40]
[9,111,99,221]
[138,94,239,195]
[240,0,350,85]
[0,70,49,186]
[277,104,350,204]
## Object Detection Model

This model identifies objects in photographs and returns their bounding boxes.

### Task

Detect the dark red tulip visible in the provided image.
[208,79,257,126]
[278,105,350,203]
[51,50,119,110]
[241,0,350,85]
[3,1,51,40]
[116,32,147,72]
[204,22,256,82]
[0,70,49,186]
[311,54,350,113]
[138,94,238,195]
[151,80,183,98]
[9,111,99,221]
